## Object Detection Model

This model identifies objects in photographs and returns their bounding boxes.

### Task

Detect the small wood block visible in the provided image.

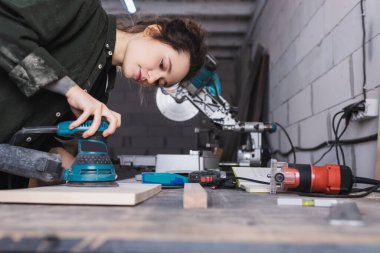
[0,182,161,206]
[183,183,208,209]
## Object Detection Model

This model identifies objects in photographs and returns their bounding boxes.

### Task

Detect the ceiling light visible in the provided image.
[121,0,136,14]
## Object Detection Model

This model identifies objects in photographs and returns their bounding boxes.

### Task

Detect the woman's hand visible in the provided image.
[65,85,121,138]
[49,147,75,169]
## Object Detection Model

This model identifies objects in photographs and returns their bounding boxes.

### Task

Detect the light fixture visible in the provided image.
[121,0,136,14]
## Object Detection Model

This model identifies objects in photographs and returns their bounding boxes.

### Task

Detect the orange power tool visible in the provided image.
[272,161,354,195]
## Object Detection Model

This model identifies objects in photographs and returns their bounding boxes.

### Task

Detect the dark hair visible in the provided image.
[117,16,207,81]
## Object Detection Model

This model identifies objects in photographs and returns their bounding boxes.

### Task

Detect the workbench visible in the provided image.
[1,182,380,253]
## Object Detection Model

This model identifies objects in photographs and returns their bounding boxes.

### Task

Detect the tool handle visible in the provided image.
[57,120,109,137]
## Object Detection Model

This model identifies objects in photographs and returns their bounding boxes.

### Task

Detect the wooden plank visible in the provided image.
[183,183,208,209]
[1,189,380,253]
[0,182,161,206]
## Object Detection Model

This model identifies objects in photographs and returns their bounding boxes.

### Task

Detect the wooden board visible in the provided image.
[183,183,207,209]
[1,188,380,253]
[0,182,161,206]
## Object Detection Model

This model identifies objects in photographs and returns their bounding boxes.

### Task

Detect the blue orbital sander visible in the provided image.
[7,120,118,187]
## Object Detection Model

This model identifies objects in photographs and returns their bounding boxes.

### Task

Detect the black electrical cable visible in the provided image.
[333,100,366,166]
[213,176,270,190]
[299,176,380,198]
[360,0,367,100]
[334,113,349,166]
[299,184,380,198]
[274,122,296,164]
[272,133,377,157]
[332,111,344,165]
[313,144,335,165]
[355,176,380,185]
[351,186,380,193]
[272,100,373,161]
[218,177,270,186]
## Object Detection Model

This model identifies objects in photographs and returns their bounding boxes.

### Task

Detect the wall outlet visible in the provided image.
[351,98,378,121]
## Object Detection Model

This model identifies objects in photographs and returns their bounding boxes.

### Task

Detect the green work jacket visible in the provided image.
[0,0,116,149]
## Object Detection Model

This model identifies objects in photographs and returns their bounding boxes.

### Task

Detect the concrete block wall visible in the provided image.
[239,0,380,177]
[107,59,235,157]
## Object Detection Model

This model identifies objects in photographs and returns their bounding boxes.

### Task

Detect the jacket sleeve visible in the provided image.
[0,0,99,97]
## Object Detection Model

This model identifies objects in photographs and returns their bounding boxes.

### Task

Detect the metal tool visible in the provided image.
[270,159,353,195]
[141,170,226,187]
[142,172,189,187]
[119,150,220,173]
[9,120,118,187]
[155,54,276,166]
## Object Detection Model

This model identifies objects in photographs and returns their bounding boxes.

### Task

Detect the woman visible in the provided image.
[0,0,207,188]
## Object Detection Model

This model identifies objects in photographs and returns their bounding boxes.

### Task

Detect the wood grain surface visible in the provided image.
[0,185,380,253]
[0,182,161,206]
[183,183,208,209]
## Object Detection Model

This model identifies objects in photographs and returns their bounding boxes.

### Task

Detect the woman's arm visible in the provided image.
[0,0,121,137]
[49,147,75,169]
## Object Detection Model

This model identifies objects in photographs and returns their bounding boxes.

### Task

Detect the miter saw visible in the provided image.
[155,54,276,168]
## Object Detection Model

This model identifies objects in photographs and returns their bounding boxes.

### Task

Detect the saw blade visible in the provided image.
[155,88,199,122]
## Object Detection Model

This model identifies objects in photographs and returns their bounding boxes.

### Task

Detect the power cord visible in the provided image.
[332,110,346,165]
[272,133,376,157]
[360,0,367,100]
[313,144,335,165]
[299,176,380,198]
[272,100,368,165]
[330,100,365,166]
[274,122,296,164]
[215,175,380,199]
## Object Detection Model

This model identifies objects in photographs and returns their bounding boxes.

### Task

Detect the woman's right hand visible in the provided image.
[65,85,121,138]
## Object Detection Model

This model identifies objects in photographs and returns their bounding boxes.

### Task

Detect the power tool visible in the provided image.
[155,53,276,166]
[141,170,226,187]
[7,120,118,187]
[270,160,353,194]
[269,159,379,197]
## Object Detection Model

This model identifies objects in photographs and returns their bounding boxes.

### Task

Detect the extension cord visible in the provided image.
[351,98,378,121]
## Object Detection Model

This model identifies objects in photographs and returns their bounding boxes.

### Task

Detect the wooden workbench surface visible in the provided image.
[1,185,380,253]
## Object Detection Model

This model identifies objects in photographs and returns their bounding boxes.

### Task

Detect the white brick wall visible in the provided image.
[366,34,380,90]
[298,33,333,87]
[332,4,362,65]
[272,102,288,126]
[323,0,358,35]
[365,0,380,39]
[312,58,352,113]
[289,85,312,123]
[354,142,377,178]
[299,111,330,147]
[295,6,325,64]
[243,0,380,176]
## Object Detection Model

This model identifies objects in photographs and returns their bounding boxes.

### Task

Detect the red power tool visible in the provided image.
[271,159,358,195]
[272,162,354,195]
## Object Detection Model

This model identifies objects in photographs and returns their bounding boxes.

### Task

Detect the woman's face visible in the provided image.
[121,35,190,87]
